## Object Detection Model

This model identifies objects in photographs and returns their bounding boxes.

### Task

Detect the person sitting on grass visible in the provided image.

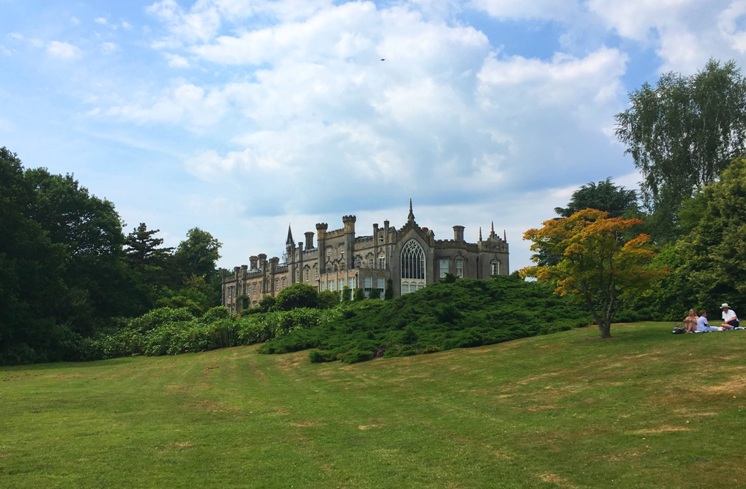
[683,309,699,333]
[721,303,739,329]
[696,310,721,333]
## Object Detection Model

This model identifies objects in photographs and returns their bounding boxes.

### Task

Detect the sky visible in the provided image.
[3,0,746,272]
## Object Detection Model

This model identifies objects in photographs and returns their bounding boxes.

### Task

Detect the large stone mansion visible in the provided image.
[221,201,509,313]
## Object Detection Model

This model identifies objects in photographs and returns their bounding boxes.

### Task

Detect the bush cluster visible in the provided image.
[77,306,340,360]
[33,276,589,365]
[261,276,590,364]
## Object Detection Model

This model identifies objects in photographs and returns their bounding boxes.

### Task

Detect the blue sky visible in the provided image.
[3,0,746,271]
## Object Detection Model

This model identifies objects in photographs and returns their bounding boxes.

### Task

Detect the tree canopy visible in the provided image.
[554,177,638,218]
[0,147,225,364]
[522,209,664,338]
[676,156,746,310]
[174,227,222,280]
[615,59,746,241]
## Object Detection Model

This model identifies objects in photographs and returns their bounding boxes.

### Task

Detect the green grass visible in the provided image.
[2,322,746,488]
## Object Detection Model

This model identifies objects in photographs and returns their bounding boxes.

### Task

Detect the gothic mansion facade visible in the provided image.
[221,202,509,313]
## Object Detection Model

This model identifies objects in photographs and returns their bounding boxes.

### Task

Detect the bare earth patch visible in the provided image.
[539,472,578,488]
[632,426,694,435]
[526,405,558,412]
[358,424,382,430]
[167,442,194,449]
[291,421,320,427]
[697,375,746,395]
[492,450,512,460]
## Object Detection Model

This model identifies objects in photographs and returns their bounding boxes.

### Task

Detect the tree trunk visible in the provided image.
[598,321,612,338]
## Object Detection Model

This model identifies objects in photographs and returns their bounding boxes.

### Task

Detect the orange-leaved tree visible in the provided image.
[521,208,664,338]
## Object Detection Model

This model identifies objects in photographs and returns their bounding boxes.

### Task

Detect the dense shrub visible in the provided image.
[77,276,590,364]
[259,276,591,364]
[275,283,319,310]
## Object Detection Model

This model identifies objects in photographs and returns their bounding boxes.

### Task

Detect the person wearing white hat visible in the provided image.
[721,303,739,329]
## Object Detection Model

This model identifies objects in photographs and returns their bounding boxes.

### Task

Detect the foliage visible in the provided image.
[259,276,590,362]
[384,279,394,300]
[522,209,664,338]
[318,290,339,309]
[0,147,147,363]
[173,227,222,280]
[554,177,638,218]
[353,287,365,301]
[615,59,746,241]
[536,178,641,267]
[125,222,174,274]
[674,156,746,312]
[275,283,319,310]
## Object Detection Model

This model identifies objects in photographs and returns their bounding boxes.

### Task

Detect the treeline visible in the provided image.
[0,148,222,365]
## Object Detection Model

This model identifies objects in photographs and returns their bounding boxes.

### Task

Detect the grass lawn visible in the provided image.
[1,322,746,488]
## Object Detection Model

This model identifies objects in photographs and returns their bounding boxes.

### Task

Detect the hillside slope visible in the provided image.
[1,322,745,488]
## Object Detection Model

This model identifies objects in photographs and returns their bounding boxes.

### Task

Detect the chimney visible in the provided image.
[453,225,465,242]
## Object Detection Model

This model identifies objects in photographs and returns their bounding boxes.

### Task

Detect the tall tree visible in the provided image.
[124,223,175,310]
[554,177,638,218]
[173,227,222,280]
[615,59,746,240]
[522,209,663,338]
[677,156,746,310]
[23,168,138,331]
[0,148,68,362]
[125,223,173,272]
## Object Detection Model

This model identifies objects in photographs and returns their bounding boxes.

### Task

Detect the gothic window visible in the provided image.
[354,255,362,268]
[366,253,374,268]
[304,266,310,282]
[491,260,500,276]
[400,239,426,294]
[378,250,386,269]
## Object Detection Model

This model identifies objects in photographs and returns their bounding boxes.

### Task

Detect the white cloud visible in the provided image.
[165,53,190,67]
[105,81,227,127]
[107,1,632,224]
[587,0,693,42]
[147,0,222,44]
[588,0,746,74]
[100,42,118,55]
[47,41,82,59]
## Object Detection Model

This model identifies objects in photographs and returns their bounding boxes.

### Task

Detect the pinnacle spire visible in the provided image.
[407,198,415,222]
[286,224,294,246]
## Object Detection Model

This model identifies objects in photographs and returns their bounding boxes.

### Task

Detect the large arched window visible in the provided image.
[401,239,426,294]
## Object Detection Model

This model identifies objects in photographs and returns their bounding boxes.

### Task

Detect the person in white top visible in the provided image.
[721,303,739,329]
